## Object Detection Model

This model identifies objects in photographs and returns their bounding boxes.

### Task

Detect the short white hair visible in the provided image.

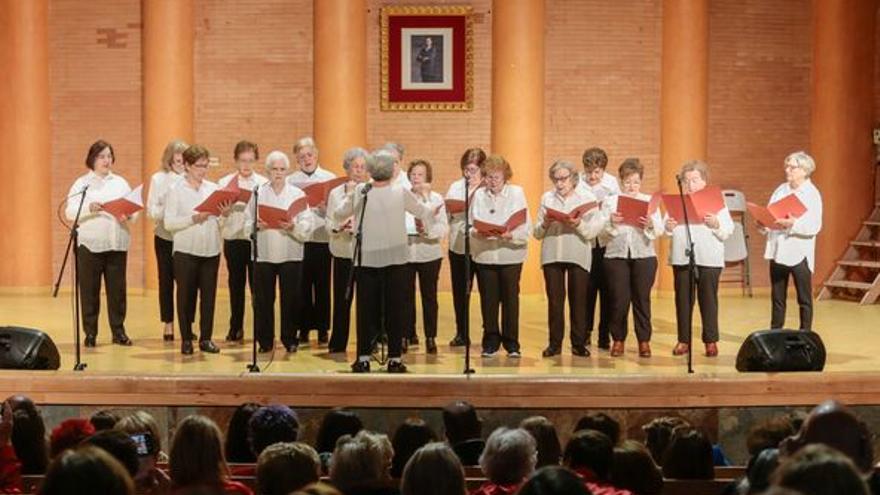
[383,142,405,160]
[343,147,369,172]
[293,137,318,156]
[785,151,815,176]
[368,150,396,181]
[265,150,290,170]
[479,427,537,485]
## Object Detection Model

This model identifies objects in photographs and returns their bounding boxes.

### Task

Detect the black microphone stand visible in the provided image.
[462,176,475,375]
[247,185,261,373]
[53,186,89,371]
[675,177,697,374]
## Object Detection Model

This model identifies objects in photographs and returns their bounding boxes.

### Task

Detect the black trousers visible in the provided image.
[585,245,611,345]
[174,252,220,342]
[254,261,301,349]
[223,239,253,334]
[355,264,407,358]
[673,265,721,344]
[301,242,332,333]
[77,247,127,338]
[403,259,442,339]
[770,259,813,330]
[542,262,589,349]
[329,256,355,351]
[154,236,175,323]
[605,257,657,343]
[476,263,522,353]
[449,251,477,341]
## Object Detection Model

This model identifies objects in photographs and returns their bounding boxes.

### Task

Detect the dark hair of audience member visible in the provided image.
[747,416,796,457]
[661,426,714,480]
[391,417,437,478]
[563,429,614,480]
[442,401,482,444]
[573,412,620,445]
[39,445,134,495]
[401,442,467,495]
[256,442,321,495]
[291,483,344,495]
[761,487,806,495]
[49,418,96,458]
[90,409,119,431]
[315,408,363,454]
[519,416,562,468]
[518,466,590,495]
[742,448,781,494]
[248,404,299,457]
[169,415,230,489]
[6,395,49,474]
[225,402,260,463]
[641,416,690,466]
[773,443,870,495]
[81,429,141,479]
[611,439,664,495]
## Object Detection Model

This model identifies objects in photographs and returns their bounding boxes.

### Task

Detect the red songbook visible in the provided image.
[747,193,807,229]
[258,197,309,229]
[102,185,144,221]
[689,185,725,218]
[616,195,650,227]
[195,180,240,215]
[661,194,703,224]
[293,177,348,207]
[474,208,527,236]
[545,201,597,223]
[445,198,466,215]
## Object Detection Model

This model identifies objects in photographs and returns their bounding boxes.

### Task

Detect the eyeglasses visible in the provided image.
[552,174,571,183]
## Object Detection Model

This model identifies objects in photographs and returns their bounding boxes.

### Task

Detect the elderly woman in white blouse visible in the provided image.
[471,155,531,358]
[164,145,232,355]
[664,160,734,357]
[402,159,449,354]
[65,140,135,347]
[333,150,435,373]
[534,160,604,358]
[247,151,314,353]
[603,158,663,358]
[761,151,823,331]
[326,147,369,353]
[147,139,188,341]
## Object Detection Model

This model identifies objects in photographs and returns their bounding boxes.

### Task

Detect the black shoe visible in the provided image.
[318,331,328,345]
[199,341,220,354]
[285,344,298,353]
[572,346,591,357]
[112,334,133,346]
[328,347,346,354]
[351,360,370,373]
[258,345,272,353]
[387,361,408,373]
[163,333,174,342]
[426,338,437,354]
[449,336,467,347]
[542,346,561,358]
[84,335,96,348]
[181,340,193,355]
[225,330,243,342]
[598,340,611,351]
[409,335,420,346]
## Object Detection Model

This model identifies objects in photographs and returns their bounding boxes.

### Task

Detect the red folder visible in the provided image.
[258,197,309,229]
[747,193,807,229]
[195,181,240,215]
[445,199,466,215]
[689,185,725,218]
[293,177,348,207]
[102,185,144,221]
[616,195,650,227]
[661,194,703,224]
[474,208,527,236]
[545,201,597,223]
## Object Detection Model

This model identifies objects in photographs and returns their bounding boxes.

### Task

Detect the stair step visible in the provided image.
[823,280,873,290]
[838,260,880,269]
[851,241,880,248]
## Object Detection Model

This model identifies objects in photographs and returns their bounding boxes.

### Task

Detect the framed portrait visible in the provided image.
[380,5,474,111]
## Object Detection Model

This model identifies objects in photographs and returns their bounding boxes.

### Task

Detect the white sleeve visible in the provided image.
[711,207,735,241]
[163,189,194,232]
[788,189,822,237]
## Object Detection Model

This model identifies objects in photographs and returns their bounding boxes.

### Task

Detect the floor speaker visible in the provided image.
[0,327,61,370]
[735,329,825,372]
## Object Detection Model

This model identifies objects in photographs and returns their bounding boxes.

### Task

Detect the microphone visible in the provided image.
[675,173,684,184]
[361,183,373,195]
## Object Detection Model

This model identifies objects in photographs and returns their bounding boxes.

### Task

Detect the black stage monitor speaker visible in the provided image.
[736,329,825,372]
[0,327,61,370]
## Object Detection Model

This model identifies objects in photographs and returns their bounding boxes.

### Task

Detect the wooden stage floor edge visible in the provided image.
[4,370,879,409]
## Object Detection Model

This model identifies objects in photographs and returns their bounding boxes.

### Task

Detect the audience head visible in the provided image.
[519,416,562,468]
[518,466,591,495]
[329,430,393,493]
[115,410,163,459]
[661,426,714,480]
[574,412,620,445]
[81,429,140,479]
[90,409,119,431]
[39,445,134,495]
[169,415,228,489]
[316,408,363,454]
[248,404,299,457]
[479,427,537,485]
[400,442,466,495]
[563,429,614,480]
[442,400,482,445]
[641,416,690,465]
[773,443,869,495]
[747,415,796,457]
[225,402,260,463]
[779,399,873,473]
[50,418,96,458]
[390,417,437,478]
[6,395,49,474]
[291,483,344,495]
[256,442,321,495]
[611,440,663,495]
[744,448,781,494]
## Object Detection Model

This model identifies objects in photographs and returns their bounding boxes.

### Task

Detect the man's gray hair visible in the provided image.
[479,427,537,485]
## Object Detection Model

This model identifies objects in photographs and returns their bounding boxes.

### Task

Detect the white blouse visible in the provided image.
[576,171,621,247]
[445,178,480,255]
[533,188,604,271]
[287,165,337,243]
[602,193,664,260]
[665,202,735,268]
[218,172,268,241]
[164,179,222,257]
[65,171,134,253]
[470,184,531,265]
[147,170,183,241]
[762,179,823,272]
[332,183,435,268]
[407,191,449,263]
[244,182,315,264]
[326,183,354,259]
